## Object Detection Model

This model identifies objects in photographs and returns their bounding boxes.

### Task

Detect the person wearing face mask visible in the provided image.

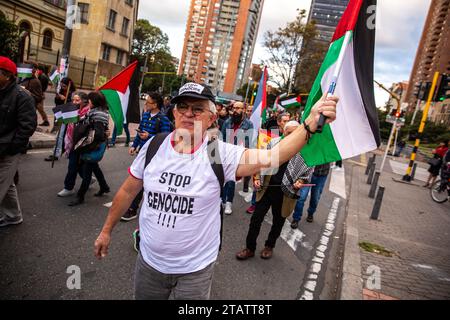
[220,101,254,215]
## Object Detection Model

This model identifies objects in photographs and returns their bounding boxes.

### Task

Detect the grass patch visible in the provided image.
[359,241,394,257]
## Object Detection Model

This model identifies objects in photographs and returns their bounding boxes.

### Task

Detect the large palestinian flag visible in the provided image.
[301,0,380,166]
[99,60,140,134]
[249,67,272,148]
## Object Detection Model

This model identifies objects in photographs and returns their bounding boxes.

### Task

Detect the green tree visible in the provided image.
[262,9,320,92]
[132,19,169,59]
[0,14,19,62]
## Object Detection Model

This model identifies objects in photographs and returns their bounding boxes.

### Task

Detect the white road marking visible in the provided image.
[103,202,113,208]
[389,160,428,182]
[329,167,347,199]
[298,197,340,300]
[264,215,308,252]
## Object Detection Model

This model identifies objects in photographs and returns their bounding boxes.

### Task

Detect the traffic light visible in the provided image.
[420,82,431,100]
[413,82,423,99]
[435,74,450,102]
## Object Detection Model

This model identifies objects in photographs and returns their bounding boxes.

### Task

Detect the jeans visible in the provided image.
[292,174,328,221]
[0,154,22,221]
[221,181,235,203]
[246,187,285,251]
[243,176,251,192]
[111,123,130,145]
[64,151,83,191]
[77,162,109,199]
[251,191,256,206]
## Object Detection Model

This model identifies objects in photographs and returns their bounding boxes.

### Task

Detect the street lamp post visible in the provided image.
[244,77,253,104]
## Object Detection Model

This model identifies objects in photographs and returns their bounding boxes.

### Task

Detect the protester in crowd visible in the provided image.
[236,121,314,260]
[57,92,94,197]
[423,140,449,188]
[93,82,338,300]
[0,56,37,227]
[20,62,47,126]
[217,104,229,130]
[109,123,131,147]
[290,163,331,229]
[121,92,173,222]
[220,101,254,215]
[68,91,110,206]
[246,104,253,119]
[45,77,76,161]
[394,139,406,157]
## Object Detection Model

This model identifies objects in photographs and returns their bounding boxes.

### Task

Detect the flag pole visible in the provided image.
[52,81,71,168]
[316,31,353,133]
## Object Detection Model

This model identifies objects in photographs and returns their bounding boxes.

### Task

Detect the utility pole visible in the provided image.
[403,71,440,182]
[139,53,149,95]
[244,78,252,104]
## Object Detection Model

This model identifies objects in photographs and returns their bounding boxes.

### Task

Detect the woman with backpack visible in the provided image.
[69,91,110,206]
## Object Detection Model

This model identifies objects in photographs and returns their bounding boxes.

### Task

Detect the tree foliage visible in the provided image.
[262,9,319,92]
[132,19,169,59]
[0,14,19,62]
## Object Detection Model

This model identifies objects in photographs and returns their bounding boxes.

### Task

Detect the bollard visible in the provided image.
[411,163,417,181]
[370,186,385,220]
[369,171,380,198]
[366,162,376,184]
[365,154,376,175]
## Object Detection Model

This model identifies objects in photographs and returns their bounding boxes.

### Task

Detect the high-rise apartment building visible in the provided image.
[405,0,450,120]
[307,0,349,43]
[179,0,264,95]
[0,0,139,89]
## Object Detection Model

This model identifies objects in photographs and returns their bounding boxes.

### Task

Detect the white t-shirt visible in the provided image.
[129,133,246,274]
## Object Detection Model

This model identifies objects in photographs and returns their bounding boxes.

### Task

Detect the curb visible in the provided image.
[339,164,363,300]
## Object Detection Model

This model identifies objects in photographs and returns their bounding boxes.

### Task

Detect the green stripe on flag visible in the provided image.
[101,89,124,134]
[300,34,351,166]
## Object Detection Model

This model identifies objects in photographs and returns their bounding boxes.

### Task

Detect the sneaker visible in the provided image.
[121,208,138,222]
[57,188,75,197]
[246,205,256,214]
[108,143,115,148]
[224,202,232,215]
[133,229,140,252]
[0,216,23,227]
[306,215,314,223]
[44,155,58,162]
[94,188,110,197]
[290,220,299,229]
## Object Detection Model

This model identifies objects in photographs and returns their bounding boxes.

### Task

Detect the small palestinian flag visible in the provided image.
[300,0,380,166]
[52,103,79,124]
[99,61,139,134]
[49,67,60,86]
[17,63,33,79]
[280,95,302,109]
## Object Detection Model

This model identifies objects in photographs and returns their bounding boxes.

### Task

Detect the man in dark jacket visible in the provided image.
[20,62,48,126]
[0,56,37,227]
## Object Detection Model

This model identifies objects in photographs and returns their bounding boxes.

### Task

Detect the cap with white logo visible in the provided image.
[171,82,216,105]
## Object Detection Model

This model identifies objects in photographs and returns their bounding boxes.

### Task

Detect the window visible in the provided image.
[102,44,112,61]
[107,10,117,30]
[121,17,129,36]
[116,50,124,65]
[125,0,133,6]
[44,0,66,9]
[42,29,53,49]
[78,3,89,24]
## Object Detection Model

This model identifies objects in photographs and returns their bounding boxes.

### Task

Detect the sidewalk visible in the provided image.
[341,153,450,300]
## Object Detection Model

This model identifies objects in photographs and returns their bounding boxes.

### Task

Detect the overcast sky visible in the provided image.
[138,0,431,107]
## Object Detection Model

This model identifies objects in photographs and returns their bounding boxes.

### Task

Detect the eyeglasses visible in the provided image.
[176,102,210,116]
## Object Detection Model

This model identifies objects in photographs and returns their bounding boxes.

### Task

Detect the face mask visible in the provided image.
[232,112,243,124]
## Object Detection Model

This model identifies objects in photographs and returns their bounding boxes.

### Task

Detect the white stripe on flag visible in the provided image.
[62,110,79,120]
[321,40,377,159]
[281,97,298,106]
[118,87,130,121]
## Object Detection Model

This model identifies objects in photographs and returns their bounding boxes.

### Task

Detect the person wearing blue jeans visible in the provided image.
[291,163,330,229]
[109,123,130,147]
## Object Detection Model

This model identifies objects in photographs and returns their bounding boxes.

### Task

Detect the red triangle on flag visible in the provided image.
[99,60,138,94]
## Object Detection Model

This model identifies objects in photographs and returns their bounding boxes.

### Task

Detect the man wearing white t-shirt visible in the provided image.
[94,82,338,300]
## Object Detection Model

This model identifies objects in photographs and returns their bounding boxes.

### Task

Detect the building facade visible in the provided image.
[307,0,349,43]
[404,0,450,125]
[0,0,138,89]
[179,0,264,95]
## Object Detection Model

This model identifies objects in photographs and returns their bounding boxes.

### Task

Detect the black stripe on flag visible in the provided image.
[126,59,141,124]
[353,0,381,147]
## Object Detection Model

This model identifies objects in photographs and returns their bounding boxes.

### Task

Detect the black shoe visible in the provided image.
[39,121,50,126]
[306,215,314,223]
[94,188,110,197]
[68,197,84,207]
[121,208,138,222]
[290,220,299,229]
[45,155,58,162]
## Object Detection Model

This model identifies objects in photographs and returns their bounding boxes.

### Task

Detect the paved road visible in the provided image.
[0,146,348,300]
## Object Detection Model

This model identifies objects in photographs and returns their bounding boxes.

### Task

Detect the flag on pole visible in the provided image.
[49,67,60,86]
[52,103,79,124]
[300,0,380,166]
[280,95,302,109]
[17,63,33,79]
[99,61,139,134]
[249,66,268,131]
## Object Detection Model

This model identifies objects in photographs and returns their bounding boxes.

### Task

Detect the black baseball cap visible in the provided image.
[171,82,216,105]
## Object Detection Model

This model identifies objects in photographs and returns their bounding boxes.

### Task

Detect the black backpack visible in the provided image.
[144,132,226,250]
